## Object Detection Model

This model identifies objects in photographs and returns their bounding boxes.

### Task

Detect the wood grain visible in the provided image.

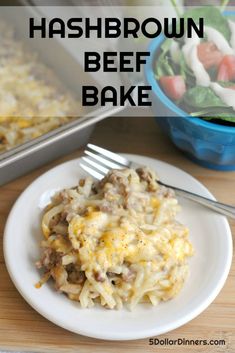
[0,117,234,353]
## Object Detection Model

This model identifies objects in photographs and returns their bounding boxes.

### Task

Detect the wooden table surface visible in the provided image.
[0,117,234,353]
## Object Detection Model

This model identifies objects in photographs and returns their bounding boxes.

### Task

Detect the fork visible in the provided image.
[80,144,235,219]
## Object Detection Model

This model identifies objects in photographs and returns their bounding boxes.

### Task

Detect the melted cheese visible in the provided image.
[38,168,194,310]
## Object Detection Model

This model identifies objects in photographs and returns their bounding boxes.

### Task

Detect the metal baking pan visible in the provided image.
[0,4,123,186]
[0,106,124,186]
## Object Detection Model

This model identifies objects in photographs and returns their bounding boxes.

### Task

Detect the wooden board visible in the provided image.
[0,117,234,353]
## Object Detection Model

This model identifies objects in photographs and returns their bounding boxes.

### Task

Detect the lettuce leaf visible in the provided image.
[183,6,231,41]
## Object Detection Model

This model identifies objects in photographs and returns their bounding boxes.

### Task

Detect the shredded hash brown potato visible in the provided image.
[0,21,82,153]
[36,167,194,310]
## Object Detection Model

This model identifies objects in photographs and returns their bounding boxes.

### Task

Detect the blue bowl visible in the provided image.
[145,14,235,171]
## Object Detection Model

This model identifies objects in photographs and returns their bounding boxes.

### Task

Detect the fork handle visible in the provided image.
[158,181,235,219]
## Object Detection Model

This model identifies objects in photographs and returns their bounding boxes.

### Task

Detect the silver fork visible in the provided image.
[80,144,235,219]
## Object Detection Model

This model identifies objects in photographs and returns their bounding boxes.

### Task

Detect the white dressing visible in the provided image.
[228,20,235,50]
[177,22,235,107]
[189,46,211,87]
[182,33,211,87]
[205,26,234,55]
[170,40,180,64]
[210,82,235,111]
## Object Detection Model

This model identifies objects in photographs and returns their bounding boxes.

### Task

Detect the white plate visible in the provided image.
[3,154,233,340]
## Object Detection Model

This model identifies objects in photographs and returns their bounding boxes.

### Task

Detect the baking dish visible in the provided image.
[0,4,121,185]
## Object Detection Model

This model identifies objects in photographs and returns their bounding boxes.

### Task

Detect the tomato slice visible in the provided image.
[197,42,223,70]
[217,64,230,81]
[159,76,186,101]
[217,55,235,82]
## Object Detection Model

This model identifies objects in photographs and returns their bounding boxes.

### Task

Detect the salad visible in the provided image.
[155,6,235,126]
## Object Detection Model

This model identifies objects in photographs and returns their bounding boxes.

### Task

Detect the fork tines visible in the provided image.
[80,144,130,180]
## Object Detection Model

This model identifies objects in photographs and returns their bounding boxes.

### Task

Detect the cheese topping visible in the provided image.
[37,167,194,310]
